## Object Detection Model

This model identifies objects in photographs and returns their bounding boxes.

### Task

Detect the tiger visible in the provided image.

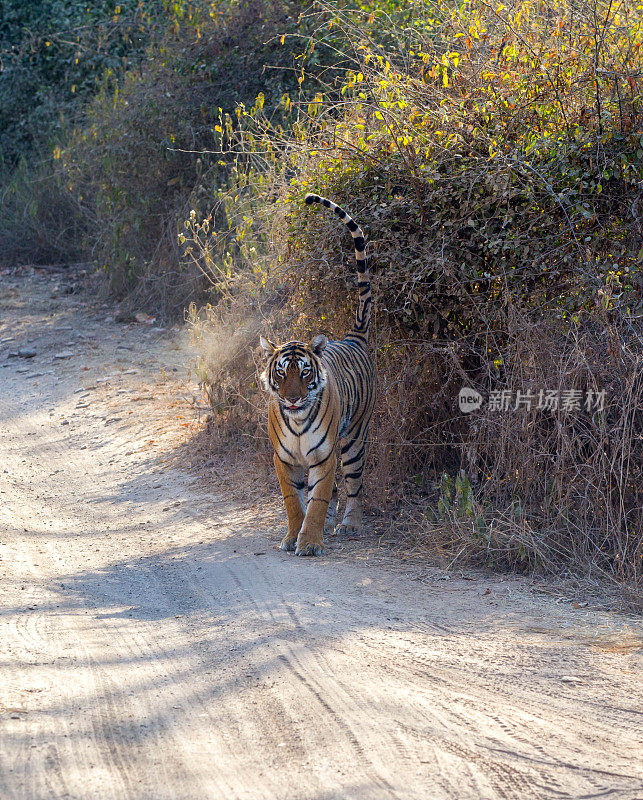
[260,193,375,556]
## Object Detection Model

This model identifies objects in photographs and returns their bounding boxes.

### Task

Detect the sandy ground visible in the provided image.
[0,266,642,800]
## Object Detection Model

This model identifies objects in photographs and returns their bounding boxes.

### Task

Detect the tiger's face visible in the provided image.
[260,334,328,415]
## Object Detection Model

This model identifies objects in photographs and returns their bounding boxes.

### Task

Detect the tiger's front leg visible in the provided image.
[296,453,337,557]
[273,454,306,552]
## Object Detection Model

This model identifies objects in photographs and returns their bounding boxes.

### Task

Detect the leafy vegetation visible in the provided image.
[0,0,321,289]
[0,0,166,166]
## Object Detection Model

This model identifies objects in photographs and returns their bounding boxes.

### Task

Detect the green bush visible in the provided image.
[0,156,86,266]
[55,0,330,311]
[0,0,321,293]
[0,0,166,167]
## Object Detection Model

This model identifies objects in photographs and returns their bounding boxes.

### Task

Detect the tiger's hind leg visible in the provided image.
[337,437,368,535]
[323,482,338,534]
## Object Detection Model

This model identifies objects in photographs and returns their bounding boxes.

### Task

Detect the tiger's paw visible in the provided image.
[335,523,361,536]
[280,536,297,552]
[295,540,325,557]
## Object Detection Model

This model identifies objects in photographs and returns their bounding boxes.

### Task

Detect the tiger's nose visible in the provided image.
[286,394,301,403]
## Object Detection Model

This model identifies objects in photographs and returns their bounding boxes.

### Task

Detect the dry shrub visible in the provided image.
[419,309,641,589]
[190,229,642,594]
[472,313,641,539]
[185,290,293,477]
[186,0,642,595]
[0,159,86,267]
[188,299,264,435]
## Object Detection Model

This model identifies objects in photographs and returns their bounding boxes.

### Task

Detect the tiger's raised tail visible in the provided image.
[304,193,371,341]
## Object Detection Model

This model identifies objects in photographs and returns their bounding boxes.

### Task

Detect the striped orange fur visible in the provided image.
[259,194,375,556]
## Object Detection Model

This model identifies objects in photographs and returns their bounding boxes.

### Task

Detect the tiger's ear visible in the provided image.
[310,334,328,356]
[260,336,276,356]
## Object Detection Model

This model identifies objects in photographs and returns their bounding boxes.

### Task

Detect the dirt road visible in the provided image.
[1,267,641,800]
